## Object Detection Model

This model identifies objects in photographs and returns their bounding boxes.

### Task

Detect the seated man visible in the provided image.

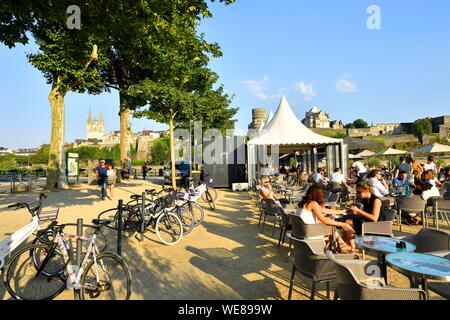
[312,168,328,189]
[392,170,413,190]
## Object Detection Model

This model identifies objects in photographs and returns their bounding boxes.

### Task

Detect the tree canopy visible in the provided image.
[412,118,432,138]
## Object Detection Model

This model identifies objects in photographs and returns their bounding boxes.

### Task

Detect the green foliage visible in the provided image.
[289,158,296,168]
[0,156,17,170]
[65,144,136,167]
[412,118,432,138]
[320,130,346,139]
[353,119,369,129]
[151,138,170,165]
[390,156,401,167]
[29,145,50,164]
[368,158,381,169]
[435,158,447,167]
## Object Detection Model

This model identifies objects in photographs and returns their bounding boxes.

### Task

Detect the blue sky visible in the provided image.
[1,0,450,148]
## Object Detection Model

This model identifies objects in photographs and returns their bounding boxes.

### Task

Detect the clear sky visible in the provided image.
[1,0,450,149]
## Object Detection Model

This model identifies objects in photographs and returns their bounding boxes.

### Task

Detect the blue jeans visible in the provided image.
[100,181,107,198]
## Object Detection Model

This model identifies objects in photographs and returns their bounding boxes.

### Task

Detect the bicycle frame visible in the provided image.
[0,215,40,269]
[51,231,103,291]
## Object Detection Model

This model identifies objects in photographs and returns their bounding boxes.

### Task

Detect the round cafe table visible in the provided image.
[386,252,450,299]
[355,236,416,284]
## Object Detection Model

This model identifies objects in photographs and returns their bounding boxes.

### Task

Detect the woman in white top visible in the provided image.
[421,183,440,201]
[367,169,389,198]
[296,185,356,253]
[106,164,117,200]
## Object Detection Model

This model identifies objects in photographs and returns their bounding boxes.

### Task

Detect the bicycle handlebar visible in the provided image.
[7,193,48,216]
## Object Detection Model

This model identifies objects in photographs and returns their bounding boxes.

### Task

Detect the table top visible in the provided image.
[355,236,416,254]
[386,252,450,281]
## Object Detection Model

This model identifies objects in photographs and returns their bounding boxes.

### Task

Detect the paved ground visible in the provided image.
[0,178,447,300]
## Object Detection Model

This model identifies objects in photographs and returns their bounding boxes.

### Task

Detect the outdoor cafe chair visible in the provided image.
[361,221,394,260]
[398,228,450,253]
[326,251,427,300]
[427,250,450,300]
[287,215,333,256]
[287,236,358,300]
[278,206,293,247]
[395,195,427,231]
[436,199,450,229]
[259,198,281,237]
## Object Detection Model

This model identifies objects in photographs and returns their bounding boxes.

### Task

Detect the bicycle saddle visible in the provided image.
[145,189,156,194]
[92,219,112,226]
[130,195,143,200]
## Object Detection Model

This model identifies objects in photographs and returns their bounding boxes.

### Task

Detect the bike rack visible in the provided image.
[117,200,123,257]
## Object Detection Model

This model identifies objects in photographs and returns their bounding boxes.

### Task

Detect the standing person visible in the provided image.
[394,156,412,179]
[106,163,116,200]
[142,163,148,181]
[96,160,108,200]
[352,160,367,183]
[412,158,423,180]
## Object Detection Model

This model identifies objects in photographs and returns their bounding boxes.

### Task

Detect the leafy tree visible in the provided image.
[128,1,237,188]
[412,118,432,140]
[368,158,381,169]
[29,145,50,164]
[1,1,109,189]
[352,119,369,129]
[151,138,170,165]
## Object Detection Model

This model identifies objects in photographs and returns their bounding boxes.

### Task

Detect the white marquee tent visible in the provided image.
[247,96,348,184]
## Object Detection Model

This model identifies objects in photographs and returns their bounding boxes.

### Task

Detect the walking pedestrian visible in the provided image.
[106,163,116,200]
[96,159,108,200]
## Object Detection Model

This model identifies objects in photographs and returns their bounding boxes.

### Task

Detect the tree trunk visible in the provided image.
[169,107,177,189]
[119,92,131,170]
[46,81,68,190]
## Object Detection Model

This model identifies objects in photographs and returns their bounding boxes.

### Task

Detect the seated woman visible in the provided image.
[258,177,289,205]
[296,185,356,253]
[345,183,382,235]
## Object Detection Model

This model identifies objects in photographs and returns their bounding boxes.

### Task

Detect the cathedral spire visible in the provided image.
[99,112,104,123]
[87,108,92,124]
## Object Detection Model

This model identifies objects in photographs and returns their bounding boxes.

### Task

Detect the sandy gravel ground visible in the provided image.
[0,178,447,300]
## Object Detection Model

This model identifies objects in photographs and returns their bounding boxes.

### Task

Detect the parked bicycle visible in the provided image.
[179,174,217,211]
[3,219,131,300]
[97,191,184,246]
[0,193,57,270]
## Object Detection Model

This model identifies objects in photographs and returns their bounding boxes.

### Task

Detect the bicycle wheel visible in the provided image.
[175,206,195,235]
[155,212,183,245]
[201,186,218,202]
[80,252,132,300]
[183,202,204,226]
[4,243,67,300]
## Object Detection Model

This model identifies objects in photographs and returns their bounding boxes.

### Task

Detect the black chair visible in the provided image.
[259,198,281,237]
[288,236,358,300]
[278,206,293,247]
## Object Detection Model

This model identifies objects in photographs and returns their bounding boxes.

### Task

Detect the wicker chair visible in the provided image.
[287,236,358,300]
[396,195,427,231]
[326,251,427,300]
[428,250,450,300]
